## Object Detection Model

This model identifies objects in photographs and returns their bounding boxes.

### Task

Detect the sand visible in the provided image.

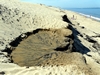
[0,0,100,75]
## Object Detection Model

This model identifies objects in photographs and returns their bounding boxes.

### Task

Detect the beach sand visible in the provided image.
[0,0,100,75]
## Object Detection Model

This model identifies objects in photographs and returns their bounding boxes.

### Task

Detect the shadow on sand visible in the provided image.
[62,14,90,54]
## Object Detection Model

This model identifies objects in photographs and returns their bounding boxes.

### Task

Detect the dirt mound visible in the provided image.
[11,28,73,66]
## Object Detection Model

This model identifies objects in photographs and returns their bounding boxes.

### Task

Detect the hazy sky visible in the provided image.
[21,0,100,8]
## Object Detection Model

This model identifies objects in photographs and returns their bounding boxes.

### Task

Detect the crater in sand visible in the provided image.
[10,28,73,66]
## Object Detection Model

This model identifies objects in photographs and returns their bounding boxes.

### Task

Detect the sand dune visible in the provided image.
[0,0,100,75]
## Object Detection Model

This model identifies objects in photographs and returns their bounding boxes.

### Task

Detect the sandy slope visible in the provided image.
[0,0,67,51]
[0,0,100,75]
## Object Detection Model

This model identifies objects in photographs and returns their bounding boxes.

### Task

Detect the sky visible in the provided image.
[21,0,100,8]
